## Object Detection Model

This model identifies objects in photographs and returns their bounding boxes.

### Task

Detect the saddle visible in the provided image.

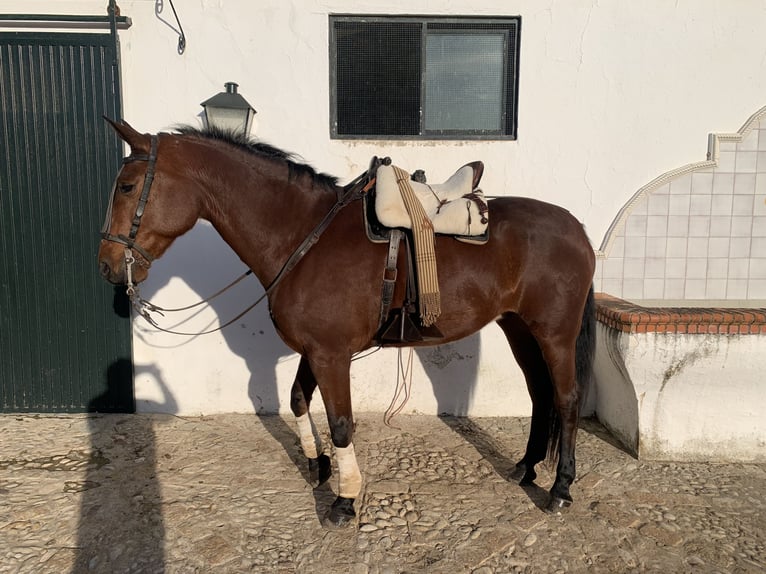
[352,157,491,344]
[375,162,489,239]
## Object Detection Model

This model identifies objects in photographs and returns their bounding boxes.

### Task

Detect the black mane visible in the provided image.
[173,125,340,188]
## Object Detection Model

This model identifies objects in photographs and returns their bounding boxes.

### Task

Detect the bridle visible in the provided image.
[101,134,159,296]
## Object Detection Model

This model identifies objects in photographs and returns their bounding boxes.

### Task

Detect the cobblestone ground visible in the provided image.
[0,413,764,573]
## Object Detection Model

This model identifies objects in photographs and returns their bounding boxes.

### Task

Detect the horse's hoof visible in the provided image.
[308,454,332,487]
[322,496,356,529]
[546,496,573,513]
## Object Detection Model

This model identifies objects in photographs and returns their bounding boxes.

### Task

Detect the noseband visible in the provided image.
[101,134,159,266]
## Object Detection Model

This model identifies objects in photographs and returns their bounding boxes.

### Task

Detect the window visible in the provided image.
[329,15,521,140]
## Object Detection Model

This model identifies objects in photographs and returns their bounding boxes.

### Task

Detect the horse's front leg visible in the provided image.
[290,356,331,486]
[308,353,361,529]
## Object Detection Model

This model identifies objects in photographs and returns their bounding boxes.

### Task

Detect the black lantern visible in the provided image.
[200,82,256,136]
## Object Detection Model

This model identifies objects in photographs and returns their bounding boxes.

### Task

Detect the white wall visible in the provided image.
[14,1,766,415]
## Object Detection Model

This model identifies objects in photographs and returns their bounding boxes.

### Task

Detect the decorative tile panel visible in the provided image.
[596,105,766,302]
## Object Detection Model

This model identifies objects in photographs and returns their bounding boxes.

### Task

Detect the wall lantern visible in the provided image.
[200,82,256,136]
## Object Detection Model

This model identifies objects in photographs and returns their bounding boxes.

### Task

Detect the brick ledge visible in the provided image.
[595,293,766,334]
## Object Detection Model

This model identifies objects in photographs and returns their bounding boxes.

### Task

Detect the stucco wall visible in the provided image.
[14,1,766,415]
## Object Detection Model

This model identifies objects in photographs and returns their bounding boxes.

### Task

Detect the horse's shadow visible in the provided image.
[135,223,338,521]
[137,223,548,518]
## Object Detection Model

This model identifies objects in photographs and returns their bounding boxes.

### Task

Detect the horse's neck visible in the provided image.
[199,154,337,286]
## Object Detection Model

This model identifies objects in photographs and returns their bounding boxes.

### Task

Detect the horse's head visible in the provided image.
[98,119,201,285]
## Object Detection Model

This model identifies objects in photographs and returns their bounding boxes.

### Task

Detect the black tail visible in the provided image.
[575,285,597,409]
[547,285,597,462]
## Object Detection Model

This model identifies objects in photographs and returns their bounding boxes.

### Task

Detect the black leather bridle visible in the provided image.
[100,134,159,265]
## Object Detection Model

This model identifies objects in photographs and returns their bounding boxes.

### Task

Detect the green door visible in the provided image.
[0,32,133,412]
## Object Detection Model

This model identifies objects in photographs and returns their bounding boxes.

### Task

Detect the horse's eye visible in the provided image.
[118,183,135,194]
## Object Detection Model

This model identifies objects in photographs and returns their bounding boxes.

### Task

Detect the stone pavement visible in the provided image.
[0,413,764,574]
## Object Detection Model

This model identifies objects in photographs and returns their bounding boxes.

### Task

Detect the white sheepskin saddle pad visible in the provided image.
[375,164,488,236]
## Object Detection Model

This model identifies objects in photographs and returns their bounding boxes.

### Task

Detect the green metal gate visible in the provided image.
[0,31,133,412]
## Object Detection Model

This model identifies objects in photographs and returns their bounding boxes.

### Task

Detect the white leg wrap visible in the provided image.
[295,413,322,459]
[336,443,362,499]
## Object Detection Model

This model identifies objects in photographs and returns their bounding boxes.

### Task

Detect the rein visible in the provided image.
[109,140,373,336]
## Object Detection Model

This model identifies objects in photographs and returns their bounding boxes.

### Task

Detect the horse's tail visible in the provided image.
[547,284,597,462]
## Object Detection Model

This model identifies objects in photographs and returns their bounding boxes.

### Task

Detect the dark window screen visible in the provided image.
[331,16,520,139]
[334,21,421,136]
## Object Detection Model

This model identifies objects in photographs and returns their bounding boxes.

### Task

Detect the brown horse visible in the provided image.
[98,120,596,528]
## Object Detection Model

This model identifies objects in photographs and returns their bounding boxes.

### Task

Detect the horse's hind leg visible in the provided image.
[496,313,553,485]
[290,356,331,486]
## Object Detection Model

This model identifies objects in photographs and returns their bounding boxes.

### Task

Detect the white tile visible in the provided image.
[706,258,728,279]
[712,173,734,195]
[689,216,710,236]
[625,215,647,236]
[653,184,670,195]
[665,258,687,278]
[758,152,766,173]
[667,215,689,237]
[622,279,644,299]
[750,258,766,279]
[756,174,766,197]
[734,173,756,194]
[755,193,766,216]
[686,258,707,279]
[603,257,624,279]
[729,258,750,278]
[644,278,665,299]
[647,215,668,237]
[705,279,727,299]
[687,237,709,257]
[685,279,707,298]
[648,194,669,215]
[709,216,731,237]
[731,216,753,237]
[608,236,625,258]
[646,237,667,258]
[664,278,686,299]
[602,279,623,296]
[624,237,646,258]
[593,271,603,292]
[690,195,711,215]
[708,237,730,258]
[691,172,714,194]
[760,129,766,151]
[670,174,692,194]
[729,238,751,258]
[645,258,666,279]
[666,237,688,258]
[732,195,754,216]
[624,258,645,279]
[711,195,733,215]
[629,200,648,215]
[736,152,758,173]
[717,151,736,172]
[738,130,759,151]
[752,236,766,255]
[747,279,766,298]
[727,279,748,298]
[753,217,766,236]
[719,140,738,153]
[668,194,690,215]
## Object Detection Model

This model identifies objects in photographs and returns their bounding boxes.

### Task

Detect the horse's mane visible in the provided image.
[173,125,339,189]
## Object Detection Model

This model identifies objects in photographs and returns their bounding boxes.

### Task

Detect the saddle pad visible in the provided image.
[375,164,489,237]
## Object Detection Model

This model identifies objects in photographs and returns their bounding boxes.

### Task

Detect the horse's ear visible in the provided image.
[103,117,151,155]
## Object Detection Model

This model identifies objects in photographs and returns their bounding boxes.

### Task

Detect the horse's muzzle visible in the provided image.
[99,258,125,285]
